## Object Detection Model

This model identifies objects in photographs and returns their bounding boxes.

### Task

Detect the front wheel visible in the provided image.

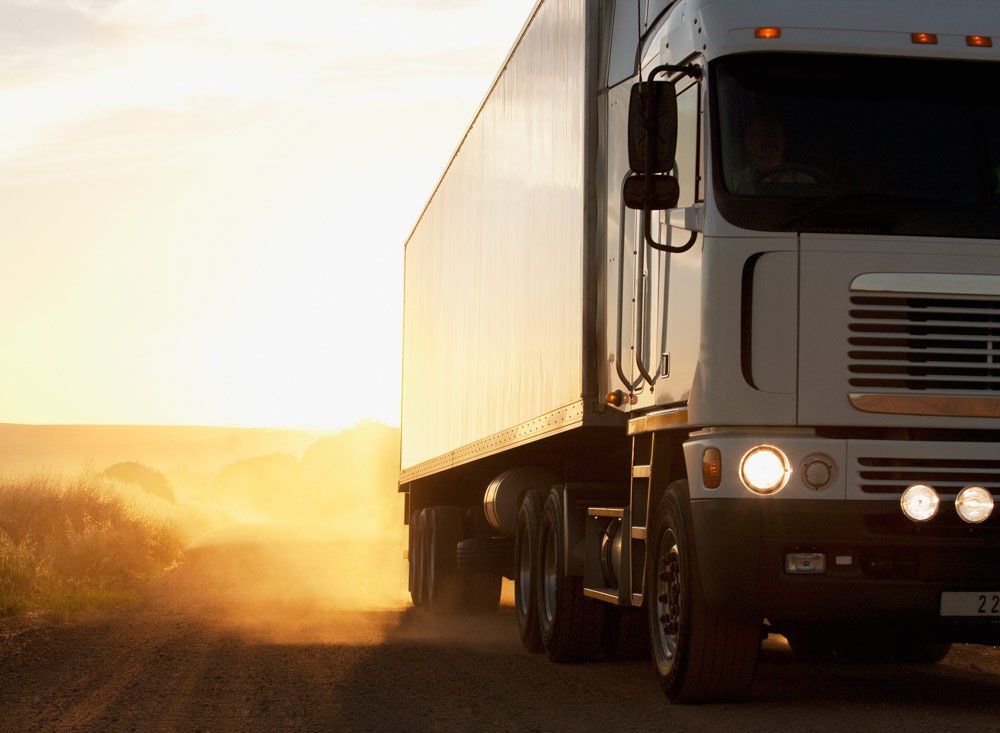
[648,481,760,703]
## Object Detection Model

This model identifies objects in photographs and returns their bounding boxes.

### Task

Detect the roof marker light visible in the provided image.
[754,27,782,40]
[911,32,938,45]
[967,35,993,48]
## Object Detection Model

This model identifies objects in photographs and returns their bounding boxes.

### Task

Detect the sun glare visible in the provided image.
[0,0,536,429]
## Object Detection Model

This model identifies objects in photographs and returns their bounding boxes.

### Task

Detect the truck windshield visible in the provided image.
[711,53,1000,239]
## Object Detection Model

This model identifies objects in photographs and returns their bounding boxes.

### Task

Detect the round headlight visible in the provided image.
[900,484,940,522]
[739,446,790,495]
[955,486,994,524]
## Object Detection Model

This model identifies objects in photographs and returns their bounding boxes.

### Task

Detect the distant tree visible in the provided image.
[102,461,175,502]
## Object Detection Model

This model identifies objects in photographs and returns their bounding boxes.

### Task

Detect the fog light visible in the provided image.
[801,453,835,492]
[786,552,826,574]
[955,486,994,524]
[900,484,940,522]
[739,445,790,495]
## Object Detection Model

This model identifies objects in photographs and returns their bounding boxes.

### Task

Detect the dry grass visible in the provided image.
[0,471,214,621]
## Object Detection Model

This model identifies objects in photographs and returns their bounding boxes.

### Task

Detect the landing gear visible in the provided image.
[648,481,760,703]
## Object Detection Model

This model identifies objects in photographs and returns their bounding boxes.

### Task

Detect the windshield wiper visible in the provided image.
[779,190,949,231]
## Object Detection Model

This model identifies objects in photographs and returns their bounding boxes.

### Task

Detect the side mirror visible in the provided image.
[627,80,678,174]
[623,174,679,211]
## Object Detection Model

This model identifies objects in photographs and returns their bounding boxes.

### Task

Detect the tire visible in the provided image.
[648,481,760,703]
[537,489,605,662]
[409,509,427,607]
[426,506,466,613]
[514,488,545,652]
[603,606,651,661]
[457,537,504,613]
[462,568,503,613]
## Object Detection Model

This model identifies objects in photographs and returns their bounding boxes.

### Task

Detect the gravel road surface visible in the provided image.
[2,536,999,732]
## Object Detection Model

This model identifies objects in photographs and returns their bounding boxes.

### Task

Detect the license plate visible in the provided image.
[940,592,1000,617]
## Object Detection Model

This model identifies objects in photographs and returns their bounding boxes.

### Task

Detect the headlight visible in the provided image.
[900,484,940,522]
[955,486,994,524]
[739,446,790,495]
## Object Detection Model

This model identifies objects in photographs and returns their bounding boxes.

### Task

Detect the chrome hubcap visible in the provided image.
[654,528,681,668]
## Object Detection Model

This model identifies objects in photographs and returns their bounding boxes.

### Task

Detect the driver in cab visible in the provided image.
[732,115,820,193]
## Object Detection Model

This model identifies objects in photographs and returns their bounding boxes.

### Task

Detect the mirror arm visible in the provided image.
[642,210,697,253]
[639,63,701,254]
[645,63,702,83]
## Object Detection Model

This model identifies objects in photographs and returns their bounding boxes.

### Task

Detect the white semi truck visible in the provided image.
[399,0,1000,702]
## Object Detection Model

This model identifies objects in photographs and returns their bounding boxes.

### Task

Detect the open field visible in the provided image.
[2,534,999,732]
[0,424,324,476]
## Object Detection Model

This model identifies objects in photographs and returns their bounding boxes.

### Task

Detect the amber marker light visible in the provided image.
[911,32,938,45]
[702,448,722,489]
[754,26,782,39]
[967,35,993,47]
[606,390,624,407]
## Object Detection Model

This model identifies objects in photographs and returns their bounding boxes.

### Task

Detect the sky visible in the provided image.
[0,0,537,429]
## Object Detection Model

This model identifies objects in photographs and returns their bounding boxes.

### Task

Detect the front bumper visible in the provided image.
[682,431,1000,643]
[691,499,1000,641]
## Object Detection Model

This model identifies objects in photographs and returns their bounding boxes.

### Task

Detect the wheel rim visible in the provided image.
[517,526,532,619]
[542,524,558,625]
[653,528,681,673]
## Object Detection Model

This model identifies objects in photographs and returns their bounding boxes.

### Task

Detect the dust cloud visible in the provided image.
[1,421,414,644]
[154,421,413,644]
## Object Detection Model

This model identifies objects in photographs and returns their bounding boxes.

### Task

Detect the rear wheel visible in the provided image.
[409,509,427,607]
[648,481,760,703]
[514,488,545,651]
[426,506,466,613]
[537,490,605,662]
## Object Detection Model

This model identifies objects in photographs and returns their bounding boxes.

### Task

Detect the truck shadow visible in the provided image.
[751,637,1000,707]
[325,608,1000,729]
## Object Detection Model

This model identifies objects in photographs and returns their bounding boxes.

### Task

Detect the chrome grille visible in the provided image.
[848,293,1000,393]
[857,456,1000,495]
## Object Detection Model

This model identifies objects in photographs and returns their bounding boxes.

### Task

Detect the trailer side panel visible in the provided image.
[401,0,590,474]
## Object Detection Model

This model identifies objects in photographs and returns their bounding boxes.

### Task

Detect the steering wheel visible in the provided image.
[754,163,833,185]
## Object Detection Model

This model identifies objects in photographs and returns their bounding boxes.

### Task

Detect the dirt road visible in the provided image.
[2,535,999,732]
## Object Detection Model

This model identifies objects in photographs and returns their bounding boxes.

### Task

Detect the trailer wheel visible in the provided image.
[537,490,605,662]
[456,538,504,613]
[514,488,545,652]
[426,506,466,613]
[648,481,760,703]
[409,509,428,607]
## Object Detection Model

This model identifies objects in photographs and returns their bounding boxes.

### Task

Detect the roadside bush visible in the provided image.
[0,471,206,620]
[102,461,175,502]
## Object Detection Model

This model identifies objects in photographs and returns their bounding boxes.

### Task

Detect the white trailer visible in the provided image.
[400,0,1000,702]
